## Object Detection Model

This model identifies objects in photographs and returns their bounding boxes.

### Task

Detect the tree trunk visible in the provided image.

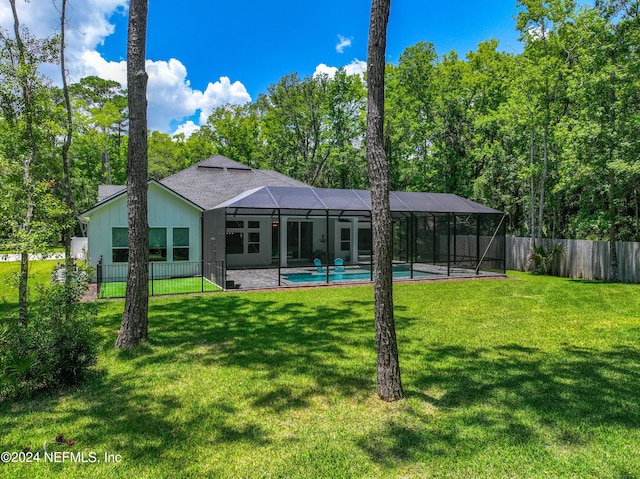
[18,252,29,324]
[10,0,35,326]
[529,117,535,240]
[116,0,149,349]
[101,145,112,184]
[60,0,76,316]
[608,170,618,282]
[367,0,403,402]
[538,123,548,242]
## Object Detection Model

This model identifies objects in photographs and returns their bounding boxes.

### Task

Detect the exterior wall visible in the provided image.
[86,183,202,271]
[275,216,364,267]
[225,215,275,268]
[221,215,364,269]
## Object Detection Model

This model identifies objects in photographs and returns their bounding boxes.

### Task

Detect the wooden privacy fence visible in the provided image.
[506,236,640,283]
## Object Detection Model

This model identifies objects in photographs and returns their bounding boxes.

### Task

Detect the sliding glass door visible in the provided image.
[287,221,313,261]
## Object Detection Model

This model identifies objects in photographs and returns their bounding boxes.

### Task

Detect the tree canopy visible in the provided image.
[2,0,639,252]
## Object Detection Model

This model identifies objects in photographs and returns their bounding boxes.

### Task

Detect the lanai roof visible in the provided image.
[216,185,503,216]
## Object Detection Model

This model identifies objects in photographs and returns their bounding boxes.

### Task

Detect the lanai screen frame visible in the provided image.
[207,186,506,285]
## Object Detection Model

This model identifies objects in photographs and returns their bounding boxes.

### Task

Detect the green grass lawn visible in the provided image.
[99,277,220,298]
[1,268,640,478]
[0,260,60,316]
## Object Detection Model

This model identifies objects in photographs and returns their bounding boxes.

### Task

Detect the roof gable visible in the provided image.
[80,179,203,219]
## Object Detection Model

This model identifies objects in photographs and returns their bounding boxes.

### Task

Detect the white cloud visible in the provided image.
[314,63,339,78]
[343,59,367,77]
[0,0,251,134]
[0,0,127,61]
[173,121,200,139]
[336,34,352,53]
[313,59,367,79]
[198,77,252,125]
[79,50,128,85]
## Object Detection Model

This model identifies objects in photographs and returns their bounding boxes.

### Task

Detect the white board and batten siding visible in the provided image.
[85,182,202,270]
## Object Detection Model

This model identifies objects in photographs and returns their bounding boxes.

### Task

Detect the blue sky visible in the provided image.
[100,0,522,100]
[1,0,523,135]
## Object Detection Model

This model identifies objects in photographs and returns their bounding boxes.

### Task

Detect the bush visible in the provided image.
[528,242,566,275]
[0,274,97,401]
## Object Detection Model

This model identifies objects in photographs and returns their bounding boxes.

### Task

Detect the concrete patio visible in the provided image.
[225,263,506,291]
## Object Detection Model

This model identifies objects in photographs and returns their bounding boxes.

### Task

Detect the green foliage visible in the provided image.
[528,242,566,274]
[0,277,97,401]
[3,0,640,247]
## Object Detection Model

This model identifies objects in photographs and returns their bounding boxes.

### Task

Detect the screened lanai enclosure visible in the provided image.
[203,186,506,290]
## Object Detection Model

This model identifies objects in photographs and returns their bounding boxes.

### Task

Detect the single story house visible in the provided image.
[80,155,506,289]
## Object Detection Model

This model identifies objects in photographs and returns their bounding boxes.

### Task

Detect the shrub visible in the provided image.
[528,242,566,275]
[0,271,97,401]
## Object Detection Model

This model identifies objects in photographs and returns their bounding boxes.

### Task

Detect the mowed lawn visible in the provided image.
[1,264,640,478]
[99,277,220,298]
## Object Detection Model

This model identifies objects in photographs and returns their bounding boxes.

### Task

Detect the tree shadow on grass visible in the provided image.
[0,366,271,473]
[132,295,380,398]
[358,342,640,474]
[1,293,379,471]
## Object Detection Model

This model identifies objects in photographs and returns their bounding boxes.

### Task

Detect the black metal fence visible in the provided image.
[96,260,226,298]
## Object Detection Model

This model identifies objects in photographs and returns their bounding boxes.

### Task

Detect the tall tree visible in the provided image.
[59,0,77,307]
[385,42,438,191]
[69,76,128,185]
[0,0,62,324]
[559,1,640,278]
[203,102,262,168]
[516,0,576,240]
[367,0,403,401]
[116,0,149,349]
[258,73,329,184]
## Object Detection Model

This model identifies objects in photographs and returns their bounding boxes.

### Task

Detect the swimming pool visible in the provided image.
[284,268,433,283]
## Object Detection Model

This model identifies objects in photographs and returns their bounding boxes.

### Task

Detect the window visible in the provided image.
[226,232,244,254]
[226,220,244,229]
[358,228,372,255]
[173,228,189,261]
[112,227,173,262]
[112,227,129,263]
[226,218,262,255]
[149,228,167,261]
[248,232,260,254]
[341,228,351,252]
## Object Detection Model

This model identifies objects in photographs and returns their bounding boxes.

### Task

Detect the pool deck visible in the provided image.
[225,263,506,291]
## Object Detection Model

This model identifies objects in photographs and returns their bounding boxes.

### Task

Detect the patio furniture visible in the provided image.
[334,258,345,272]
[314,258,325,273]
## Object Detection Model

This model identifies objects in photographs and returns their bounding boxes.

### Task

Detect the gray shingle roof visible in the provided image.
[97,185,126,203]
[159,155,309,210]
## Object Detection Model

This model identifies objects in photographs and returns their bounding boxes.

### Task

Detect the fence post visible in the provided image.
[96,258,102,297]
[151,262,154,296]
[201,260,204,293]
[447,213,451,276]
[475,214,481,275]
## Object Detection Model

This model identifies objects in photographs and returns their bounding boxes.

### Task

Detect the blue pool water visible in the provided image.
[284,269,433,283]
